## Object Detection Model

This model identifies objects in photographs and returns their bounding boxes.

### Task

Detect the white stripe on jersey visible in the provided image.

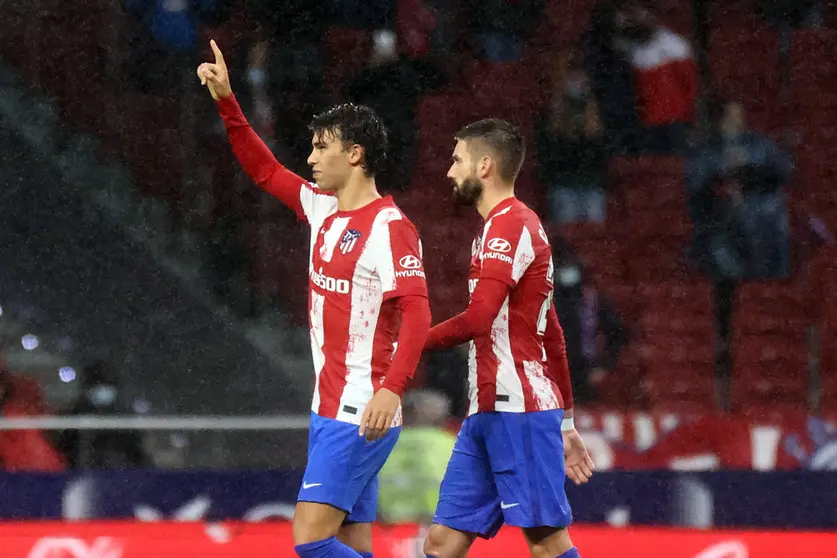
[523,360,560,410]
[373,207,405,293]
[511,226,535,282]
[310,290,326,413]
[300,182,338,225]
[468,341,479,416]
[492,297,526,413]
[319,217,350,263]
[337,207,404,426]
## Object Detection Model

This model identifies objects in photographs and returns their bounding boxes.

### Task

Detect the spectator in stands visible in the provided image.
[0,366,66,471]
[535,49,608,223]
[583,0,640,154]
[613,0,698,153]
[762,0,825,28]
[378,389,456,524]
[344,29,444,190]
[57,360,150,469]
[249,0,329,169]
[686,98,795,280]
[552,240,629,404]
[464,0,544,62]
[125,0,228,93]
[333,0,396,28]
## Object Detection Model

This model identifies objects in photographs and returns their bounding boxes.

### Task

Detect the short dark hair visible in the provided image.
[309,103,388,177]
[454,118,526,183]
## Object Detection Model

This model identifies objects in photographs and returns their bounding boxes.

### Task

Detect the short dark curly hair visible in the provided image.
[309,104,389,177]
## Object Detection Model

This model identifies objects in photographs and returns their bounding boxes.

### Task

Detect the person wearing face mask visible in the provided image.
[57,361,150,469]
[551,241,629,404]
[535,49,608,224]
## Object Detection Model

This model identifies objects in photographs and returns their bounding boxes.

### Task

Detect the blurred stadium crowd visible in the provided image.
[0,0,835,477]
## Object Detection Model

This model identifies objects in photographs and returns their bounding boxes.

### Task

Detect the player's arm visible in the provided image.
[360,219,431,441]
[543,305,574,415]
[426,217,527,350]
[382,295,432,397]
[544,305,595,484]
[197,40,311,221]
[424,278,511,350]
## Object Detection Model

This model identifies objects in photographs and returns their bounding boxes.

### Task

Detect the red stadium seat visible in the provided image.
[321,26,372,98]
[640,310,713,337]
[608,156,685,186]
[731,281,810,334]
[707,24,782,125]
[731,333,809,405]
[638,280,713,312]
[643,345,716,404]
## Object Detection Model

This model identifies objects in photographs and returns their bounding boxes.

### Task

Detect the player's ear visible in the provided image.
[347,143,364,167]
[478,156,491,179]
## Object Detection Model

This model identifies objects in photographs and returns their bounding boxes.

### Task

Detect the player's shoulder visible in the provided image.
[376,199,419,228]
[487,199,543,235]
[306,181,337,198]
[367,199,422,241]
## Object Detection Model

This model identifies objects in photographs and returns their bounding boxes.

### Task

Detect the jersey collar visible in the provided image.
[485,196,517,221]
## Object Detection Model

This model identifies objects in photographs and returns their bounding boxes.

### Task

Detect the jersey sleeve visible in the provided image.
[478,216,535,287]
[216,94,336,224]
[373,216,429,301]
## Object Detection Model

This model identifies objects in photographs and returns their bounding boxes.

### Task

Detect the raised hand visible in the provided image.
[196,40,232,100]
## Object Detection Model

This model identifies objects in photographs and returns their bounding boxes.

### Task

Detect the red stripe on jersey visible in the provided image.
[316,290,351,419]
[475,335,499,412]
[371,299,399,391]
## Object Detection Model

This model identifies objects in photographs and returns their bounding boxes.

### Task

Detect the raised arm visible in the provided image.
[198,40,327,222]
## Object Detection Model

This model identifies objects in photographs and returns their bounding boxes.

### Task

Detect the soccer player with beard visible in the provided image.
[197,41,431,558]
[421,119,595,558]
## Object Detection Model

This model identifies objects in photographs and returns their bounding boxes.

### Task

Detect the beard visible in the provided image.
[452,176,483,206]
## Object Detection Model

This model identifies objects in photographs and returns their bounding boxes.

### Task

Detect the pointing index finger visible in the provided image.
[210,40,225,66]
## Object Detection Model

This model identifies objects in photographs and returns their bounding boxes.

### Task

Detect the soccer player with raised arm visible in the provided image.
[421,119,595,558]
[197,41,431,558]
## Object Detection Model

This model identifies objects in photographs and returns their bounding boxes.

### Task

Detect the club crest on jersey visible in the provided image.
[339,229,362,255]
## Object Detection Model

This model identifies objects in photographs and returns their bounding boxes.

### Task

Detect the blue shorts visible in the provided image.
[433,410,573,538]
[298,412,400,523]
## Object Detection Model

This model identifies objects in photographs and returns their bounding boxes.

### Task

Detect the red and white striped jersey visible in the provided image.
[290,185,427,425]
[466,198,563,415]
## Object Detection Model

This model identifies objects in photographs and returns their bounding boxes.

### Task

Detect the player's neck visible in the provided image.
[477,186,516,220]
[336,174,382,212]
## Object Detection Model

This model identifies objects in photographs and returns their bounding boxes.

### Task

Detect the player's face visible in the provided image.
[447,140,484,206]
[307,130,352,191]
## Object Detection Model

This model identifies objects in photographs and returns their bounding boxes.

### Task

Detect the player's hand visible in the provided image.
[563,429,595,485]
[359,388,400,442]
[196,40,232,100]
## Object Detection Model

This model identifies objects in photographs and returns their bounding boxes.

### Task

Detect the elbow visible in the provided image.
[415,304,432,337]
[471,311,496,338]
[404,297,432,337]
